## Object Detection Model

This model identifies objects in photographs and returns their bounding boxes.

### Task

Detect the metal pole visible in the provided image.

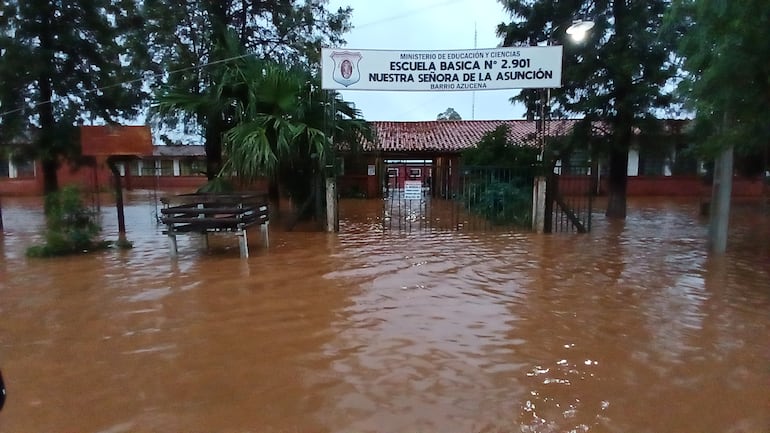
[106,157,126,237]
[709,145,733,254]
[538,36,553,232]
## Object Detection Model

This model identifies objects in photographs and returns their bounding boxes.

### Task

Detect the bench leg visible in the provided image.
[261,222,269,248]
[167,233,178,257]
[238,229,249,259]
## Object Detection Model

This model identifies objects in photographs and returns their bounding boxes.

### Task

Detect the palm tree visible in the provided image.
[155,32,371,223]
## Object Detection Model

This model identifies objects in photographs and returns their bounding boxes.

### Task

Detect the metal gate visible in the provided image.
[382,164,537,232]
[545,164,594,233]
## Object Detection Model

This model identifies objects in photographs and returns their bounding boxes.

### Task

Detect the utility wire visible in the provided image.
[0,0,475,121]
[355,0,467,29]
[0,52,256,120]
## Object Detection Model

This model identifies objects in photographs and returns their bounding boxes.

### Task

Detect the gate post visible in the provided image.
[532,176,547,233]
[326,177,338,232]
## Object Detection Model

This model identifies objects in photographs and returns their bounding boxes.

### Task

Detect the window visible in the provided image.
[564,149,591,175]
[129,159,143,176]
[15,160,35,178]
[159,159,174,176]
[0,158,9,178]
[638,154,667,176]
[180,159,205,176]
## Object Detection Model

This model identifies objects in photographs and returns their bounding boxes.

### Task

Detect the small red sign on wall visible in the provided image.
[80,125,152,156]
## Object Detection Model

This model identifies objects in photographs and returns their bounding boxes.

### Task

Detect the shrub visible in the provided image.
[27,186,110,257]
[464,180,533,227]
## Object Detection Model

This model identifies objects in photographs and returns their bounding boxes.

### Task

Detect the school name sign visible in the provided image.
[320,46,563,92]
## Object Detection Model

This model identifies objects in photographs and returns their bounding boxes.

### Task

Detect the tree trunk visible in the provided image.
[605,0,633,220]
[202,4,230,181]
[39,4,58,194]
[605,145,629,218]
[41,158,59,195]
[268,176,280,205]
[204,116,223,180]
[107,157,127,236]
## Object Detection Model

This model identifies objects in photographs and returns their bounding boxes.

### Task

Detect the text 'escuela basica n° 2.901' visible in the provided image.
[369,50,555,90]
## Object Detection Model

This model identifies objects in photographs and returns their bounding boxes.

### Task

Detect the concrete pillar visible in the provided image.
[532,176,547,233]
[326,177,337,232]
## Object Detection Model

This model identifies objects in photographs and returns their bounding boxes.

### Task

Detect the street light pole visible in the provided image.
[536,19,594,233]
[538,20,594,161]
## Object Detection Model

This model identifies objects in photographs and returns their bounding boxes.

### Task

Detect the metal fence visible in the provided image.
[382,165,537,232]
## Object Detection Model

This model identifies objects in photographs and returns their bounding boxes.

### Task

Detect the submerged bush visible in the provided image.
[464,180,533,227]
[26,186,113,257]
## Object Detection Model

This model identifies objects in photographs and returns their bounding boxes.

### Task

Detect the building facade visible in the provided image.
[2,121,767,197]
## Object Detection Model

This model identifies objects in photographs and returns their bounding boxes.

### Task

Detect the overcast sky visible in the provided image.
[327,0,527,121]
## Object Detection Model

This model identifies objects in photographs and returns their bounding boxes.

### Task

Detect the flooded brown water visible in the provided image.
[0,192,769,433]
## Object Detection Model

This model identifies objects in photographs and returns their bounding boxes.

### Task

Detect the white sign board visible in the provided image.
[403,181,423,200]
[321,46,563,91]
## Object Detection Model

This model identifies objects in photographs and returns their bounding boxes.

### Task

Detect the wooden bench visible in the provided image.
[160,192,269,258]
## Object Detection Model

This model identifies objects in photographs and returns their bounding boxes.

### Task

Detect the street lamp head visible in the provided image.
[566,19,595,42]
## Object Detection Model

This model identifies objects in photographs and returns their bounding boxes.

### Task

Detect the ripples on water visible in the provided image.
[0,193,768,433]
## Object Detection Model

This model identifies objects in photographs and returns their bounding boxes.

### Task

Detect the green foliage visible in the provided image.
[141,0,351,72]
[218,60,330,179]
[143,0,354,179]
[437,107,462,121]
[498,0,678,216]
[26,187,108,257]
[197,177,236,193]
[0,0,148,192]
[155,30,371,220]
[462,125,539,168]
[464,180,533,227]
[668,0,770,158]
[461,127,536,227]
[498,0,676,125]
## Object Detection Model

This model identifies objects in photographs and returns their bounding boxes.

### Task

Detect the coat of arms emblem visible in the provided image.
[330,51,362,87]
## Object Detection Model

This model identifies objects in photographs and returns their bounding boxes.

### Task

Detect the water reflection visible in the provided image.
[0,194,768,432]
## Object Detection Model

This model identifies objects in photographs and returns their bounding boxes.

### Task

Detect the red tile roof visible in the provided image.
[362,119,583,153]
[152,145,206,157]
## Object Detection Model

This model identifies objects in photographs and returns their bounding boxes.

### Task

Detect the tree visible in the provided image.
[437,107,462,121]
[497,0,677,218]
[462,125,538,167]
[142,0,353,179]
[667,0,770,251]
[0,0,148,193]
[223,60,370,221]
[156,37,370,222]
[670,0,770,157]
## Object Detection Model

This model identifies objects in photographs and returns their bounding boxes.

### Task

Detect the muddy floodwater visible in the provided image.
[0,191,769,433]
